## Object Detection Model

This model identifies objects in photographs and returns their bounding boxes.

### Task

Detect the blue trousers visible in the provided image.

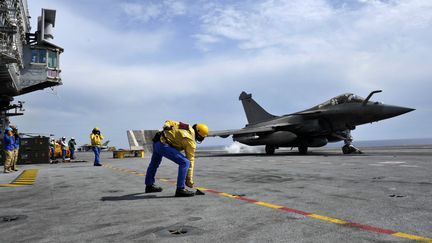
[62,149,66,161]
[93,147,101,165]
[145,141,190,189]
[70,149,75,160]
[50,147,55,160]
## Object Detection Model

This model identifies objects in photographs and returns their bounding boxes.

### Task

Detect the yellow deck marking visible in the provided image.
[255,201,284,209]
[308,214,348,224]
[392,232,432,242]
[104,165,432,242]
[219,192,239,198]
[0,183,22,187]
[0,169,38,187]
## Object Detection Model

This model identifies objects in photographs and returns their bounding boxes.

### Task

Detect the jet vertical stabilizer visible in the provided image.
[239,91,276,125]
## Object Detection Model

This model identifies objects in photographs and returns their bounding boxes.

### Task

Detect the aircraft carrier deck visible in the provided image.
[0,145,431,242]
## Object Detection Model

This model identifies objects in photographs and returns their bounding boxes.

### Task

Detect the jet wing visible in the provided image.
[294,110,323,116]
[209,126,276,138]
[281,109,331,119]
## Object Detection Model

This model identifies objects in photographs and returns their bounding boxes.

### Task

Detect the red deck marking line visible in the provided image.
[279,207,310,216]
[347,223,397,235]
[103,165,432,242]
[204,189,221,194]
[236,197,259,203]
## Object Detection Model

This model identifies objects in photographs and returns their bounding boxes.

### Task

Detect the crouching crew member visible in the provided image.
[90,127,104,166]
[145,120,209,197]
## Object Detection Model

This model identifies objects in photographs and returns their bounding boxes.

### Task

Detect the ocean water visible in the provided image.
[326,138,432,148]
[200,138,432,151]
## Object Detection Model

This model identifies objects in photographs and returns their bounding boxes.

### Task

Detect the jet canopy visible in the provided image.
[318,93,365,108]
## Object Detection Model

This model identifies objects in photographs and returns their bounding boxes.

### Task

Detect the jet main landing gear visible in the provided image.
[265,145,276,155]
[298,146,308,155]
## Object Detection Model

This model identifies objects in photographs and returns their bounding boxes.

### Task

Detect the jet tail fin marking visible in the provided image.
[239,91,276,124]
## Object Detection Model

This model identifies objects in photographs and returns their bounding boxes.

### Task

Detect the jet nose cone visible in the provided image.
[403,107,416,114]
[383,105,415,119]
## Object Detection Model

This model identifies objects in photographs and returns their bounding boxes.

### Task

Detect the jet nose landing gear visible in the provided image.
[342,144,363,154]
[340,130,363,154]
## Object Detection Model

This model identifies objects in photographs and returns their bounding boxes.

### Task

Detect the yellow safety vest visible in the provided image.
[90,134,104,146]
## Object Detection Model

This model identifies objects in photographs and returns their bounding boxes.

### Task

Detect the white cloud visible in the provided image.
[199,0,335,50]
[193,34,221,51]
[193,34,220,44]
[19,0,432,147]
[120,0,186,23]
[62,52,301,99]
[121,2,162,22]
[198,0,432,53]
[195,0,432,91]
[58,8,169,56]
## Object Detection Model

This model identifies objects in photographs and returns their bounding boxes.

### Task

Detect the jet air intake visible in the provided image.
[234,131,297,146]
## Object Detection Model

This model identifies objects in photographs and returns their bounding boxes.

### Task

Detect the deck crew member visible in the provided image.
[3,127,15,173]
[60,137,68,162]
[10,125,20,171]
[145,120,208,197]
[68,137,76,160]
[90,127,104,166]
[49,139,56,161]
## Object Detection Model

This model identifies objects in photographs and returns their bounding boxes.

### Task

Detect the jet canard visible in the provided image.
[209,90,414,155]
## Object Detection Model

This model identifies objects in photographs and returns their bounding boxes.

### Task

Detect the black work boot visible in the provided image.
[145,185,163,193]
[175,188,195,197]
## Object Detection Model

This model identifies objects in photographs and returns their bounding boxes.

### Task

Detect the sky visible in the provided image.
[12,0,432,148]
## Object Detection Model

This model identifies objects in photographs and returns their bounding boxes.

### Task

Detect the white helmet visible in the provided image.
[71,137,75,140]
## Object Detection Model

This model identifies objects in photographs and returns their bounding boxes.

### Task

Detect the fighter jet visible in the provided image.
[209,90,414,155]
[78,140,111,152]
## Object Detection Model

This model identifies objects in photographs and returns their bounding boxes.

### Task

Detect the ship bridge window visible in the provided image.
[47,50,58,68]
[31,49,47,63]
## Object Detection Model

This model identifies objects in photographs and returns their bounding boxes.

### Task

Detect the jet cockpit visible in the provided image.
[318,93,365,108]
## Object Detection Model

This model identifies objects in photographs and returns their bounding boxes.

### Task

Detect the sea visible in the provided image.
[199,138,432,151]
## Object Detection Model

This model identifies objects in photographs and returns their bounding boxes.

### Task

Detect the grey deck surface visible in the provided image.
[0,146,431,242]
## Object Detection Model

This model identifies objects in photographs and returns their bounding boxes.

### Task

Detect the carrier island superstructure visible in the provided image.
[0,0,63,132]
